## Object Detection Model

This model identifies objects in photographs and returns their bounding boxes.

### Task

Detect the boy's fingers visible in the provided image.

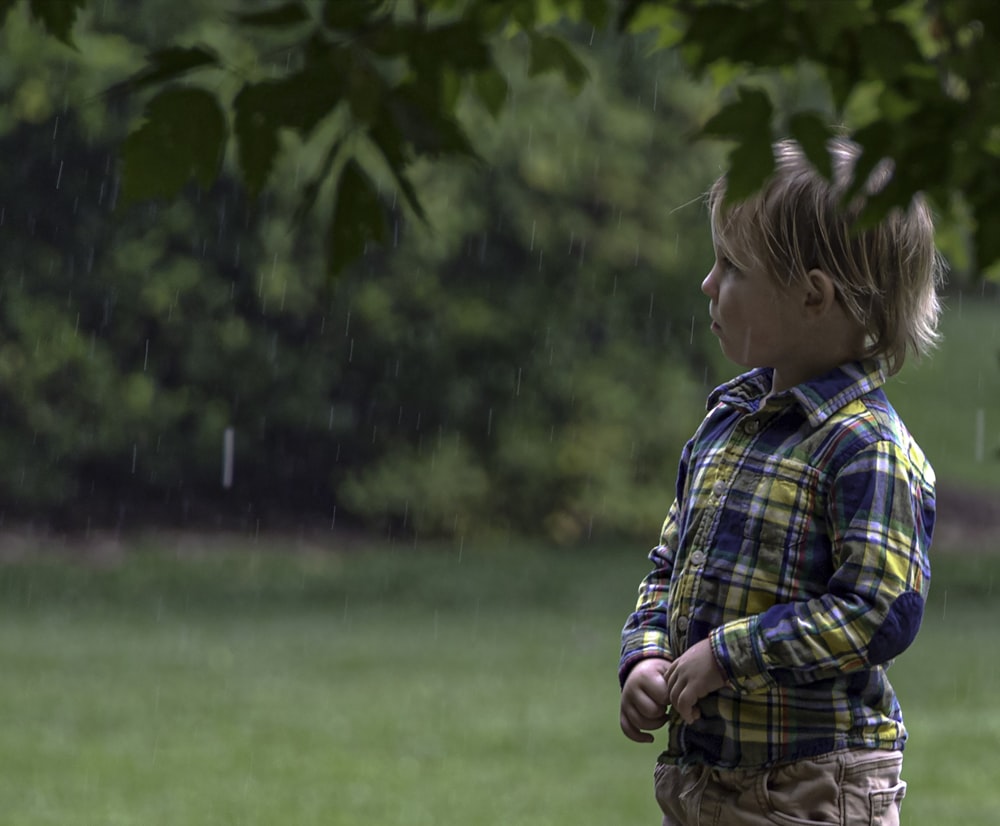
[620,712,654,743]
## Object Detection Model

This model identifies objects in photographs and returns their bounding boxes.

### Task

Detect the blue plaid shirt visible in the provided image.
[620,360,935,768]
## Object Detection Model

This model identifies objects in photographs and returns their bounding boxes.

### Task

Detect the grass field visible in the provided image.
[888,292,1000,492]
[0,537,997,825]
[0,293,995,823]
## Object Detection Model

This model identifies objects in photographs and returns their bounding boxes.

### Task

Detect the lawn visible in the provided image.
[888,292,1000,492]
[0,293,995,824]
[0,537,997,825]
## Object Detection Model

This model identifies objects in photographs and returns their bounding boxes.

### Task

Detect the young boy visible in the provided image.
[619,138,943,826]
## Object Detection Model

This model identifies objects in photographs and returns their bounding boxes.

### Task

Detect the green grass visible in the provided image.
[0,539,997,825]
[888,293,1000,491]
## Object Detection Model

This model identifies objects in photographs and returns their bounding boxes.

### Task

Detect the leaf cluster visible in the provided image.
[103,0,599,279]
[623,0,1000,275]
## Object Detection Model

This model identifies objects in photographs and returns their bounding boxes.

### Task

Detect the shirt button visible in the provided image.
[690,550,707,566]
[677,616,690,632]
[744,419,760,434]
[712,480,726,497]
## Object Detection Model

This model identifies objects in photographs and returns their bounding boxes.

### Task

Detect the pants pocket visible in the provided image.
[867,781,906,826]
[840,751,905,826]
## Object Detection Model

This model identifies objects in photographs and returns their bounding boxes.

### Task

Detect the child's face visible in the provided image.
[701,251,807,374]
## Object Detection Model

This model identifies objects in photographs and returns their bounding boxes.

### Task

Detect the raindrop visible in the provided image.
[974,408,985,462]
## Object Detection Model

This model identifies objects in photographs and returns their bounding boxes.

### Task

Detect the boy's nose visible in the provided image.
[701,268,717,297]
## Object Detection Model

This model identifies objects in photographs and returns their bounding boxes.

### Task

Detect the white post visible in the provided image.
[222,426,235,488]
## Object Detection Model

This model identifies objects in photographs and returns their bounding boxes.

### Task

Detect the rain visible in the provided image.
[0,1,998,825]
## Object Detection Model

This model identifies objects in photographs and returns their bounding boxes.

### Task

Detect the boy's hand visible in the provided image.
[620,657,671,743]
[664,639,727,725]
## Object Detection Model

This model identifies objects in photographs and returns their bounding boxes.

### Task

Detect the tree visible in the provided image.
[0,0,724,538]
[4,0,999,277]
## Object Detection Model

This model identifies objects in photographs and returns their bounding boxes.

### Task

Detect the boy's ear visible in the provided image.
[802,268,838,317]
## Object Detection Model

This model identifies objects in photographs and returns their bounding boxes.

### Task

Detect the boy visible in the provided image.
[619,138,943,826]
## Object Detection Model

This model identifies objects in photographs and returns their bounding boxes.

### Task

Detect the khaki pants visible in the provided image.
[654,749,906,826]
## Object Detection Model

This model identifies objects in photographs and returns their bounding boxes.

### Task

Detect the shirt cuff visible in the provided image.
[710,616,775,694]
[618,642,672,688]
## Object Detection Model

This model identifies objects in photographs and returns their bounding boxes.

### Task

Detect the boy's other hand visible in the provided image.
[620,657,672,743]
[664,638,727,725]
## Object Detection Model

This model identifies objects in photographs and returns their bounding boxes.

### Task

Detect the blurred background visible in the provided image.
[0,1,997,824]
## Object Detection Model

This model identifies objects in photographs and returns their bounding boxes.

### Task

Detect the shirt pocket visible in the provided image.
[739,456,822,549]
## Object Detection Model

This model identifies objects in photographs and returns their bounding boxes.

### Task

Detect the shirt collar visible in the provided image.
[708,359,888,428]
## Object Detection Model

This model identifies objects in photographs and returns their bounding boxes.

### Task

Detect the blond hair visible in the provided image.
[708,138,945,375]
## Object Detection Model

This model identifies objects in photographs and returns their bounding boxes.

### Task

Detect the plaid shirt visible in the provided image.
[620,360,935,769]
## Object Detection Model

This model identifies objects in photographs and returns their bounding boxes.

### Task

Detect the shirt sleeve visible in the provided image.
[710,438,934,693]
[618,440,693,687]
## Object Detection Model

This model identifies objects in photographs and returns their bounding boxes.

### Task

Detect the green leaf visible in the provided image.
[527,32,589,91]
[0,0,19,24]
[234,1,311,27]
[857,21,924,83]
[473,67,509,118]
[110,46,220,95]
[233,82,284,197]
[120,87,226,206]
[700,86,773,140]
[579,0,610,29]
[419,22,493,71]
[681,4,801,73]
[322,0,383,30]
[233,41,349,194]
[845,120,893,201]
[293,136,345,226]
[385,84,479,158]
[27,0,85,46]
[972,201,1000,273]
[724,133,776,203]
[788,112,833,179]
[328,160,387,277]
[367,116,425,221]
[623,3,684,50]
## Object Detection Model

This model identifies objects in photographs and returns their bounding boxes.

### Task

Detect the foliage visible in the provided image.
[0,1,721,539]
[319,36,719,540]
[103,0,604,279]
[623,0,1000,278]
[6,0,1000,278]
